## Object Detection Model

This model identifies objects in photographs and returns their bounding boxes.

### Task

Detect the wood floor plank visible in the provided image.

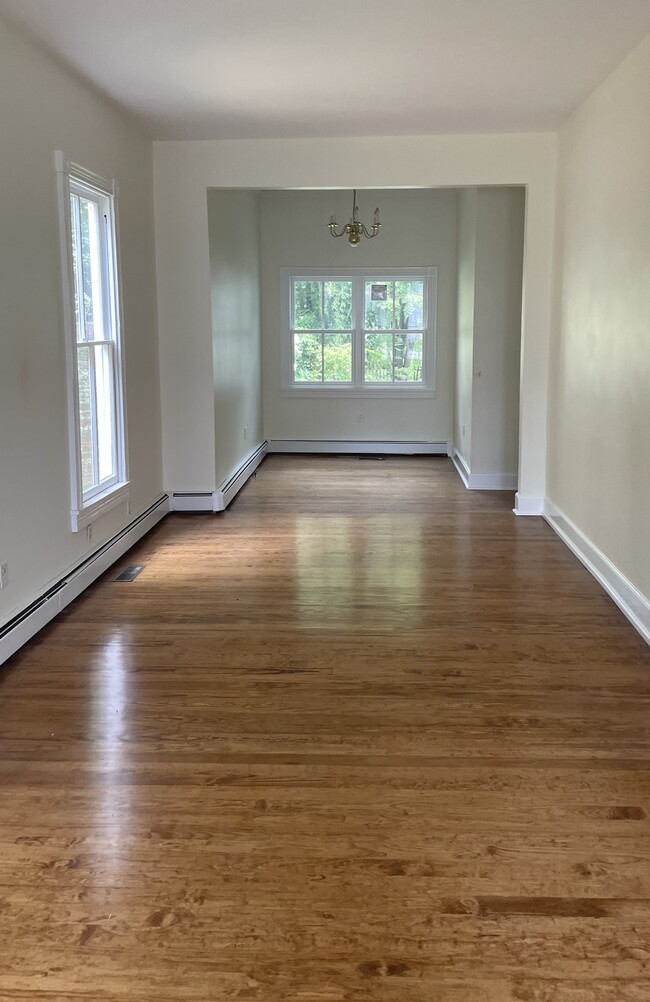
[1,456,650,1000]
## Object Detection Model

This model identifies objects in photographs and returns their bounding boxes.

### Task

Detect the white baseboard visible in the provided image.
[544,499,650,646]
[169,442,268,513]
[214,441,268,511]
[268,439,449,455]
[0,495,170,667]
[514,492,545,516]
[452,449,517,491]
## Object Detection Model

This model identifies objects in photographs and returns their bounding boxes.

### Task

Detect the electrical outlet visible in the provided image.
[243,426,247,440]
[87,524,93,544]
[0,563,8,589]
[358,412,364,423]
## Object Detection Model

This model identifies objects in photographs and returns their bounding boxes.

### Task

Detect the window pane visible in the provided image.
[78,196,105,341]
[76,345,96,492]
[364,281,393,330]
[395,281,424,330]
[323,281,352,330]
[69,193,83,340]
[365,333,393,382]
[323,333,352,381]
[293,281,322,330]
[394,333,423,382]
[294,331,322,381]
[95,343,116,482]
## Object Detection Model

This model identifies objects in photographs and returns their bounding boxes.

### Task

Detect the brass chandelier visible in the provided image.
[328,189,380,245]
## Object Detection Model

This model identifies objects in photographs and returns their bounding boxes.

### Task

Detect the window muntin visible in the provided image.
[286,269,434,392]
[56,153,128,531]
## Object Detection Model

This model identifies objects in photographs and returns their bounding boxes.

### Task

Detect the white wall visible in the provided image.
[153,132,556,505]
[0,16,162,627]
[454,188,477,463]
[548,34,650,599]
[471,187,525,477]
[208,190,263,487]
[454,187,524,480]
[259,189,457,443]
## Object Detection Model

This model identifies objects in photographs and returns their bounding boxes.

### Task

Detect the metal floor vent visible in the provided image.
[114,565,145,582]
[358,455,386,461]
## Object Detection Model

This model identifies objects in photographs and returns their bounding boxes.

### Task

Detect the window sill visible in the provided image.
[281,386,436,399]
[71,482,130,533]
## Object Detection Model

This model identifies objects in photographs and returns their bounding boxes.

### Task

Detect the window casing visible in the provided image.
[56,153,129,531]
[282,267,436,395]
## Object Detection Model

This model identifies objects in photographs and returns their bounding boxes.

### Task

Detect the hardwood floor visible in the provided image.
[1,455,650,1001]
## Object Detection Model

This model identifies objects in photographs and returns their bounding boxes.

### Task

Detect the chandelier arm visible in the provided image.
[328,224,349,238]
[358,223,381,239]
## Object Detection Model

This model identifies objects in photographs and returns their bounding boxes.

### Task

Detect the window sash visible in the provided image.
[363,330,425,384]
[75,341,119,501]
[291,278,354,332]
[292,330,354,384]
[363,279,427,332]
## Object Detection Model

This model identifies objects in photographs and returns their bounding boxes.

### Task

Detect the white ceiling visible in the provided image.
[2,0,650,140]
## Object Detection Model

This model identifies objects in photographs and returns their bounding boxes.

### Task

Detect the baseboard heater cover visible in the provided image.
[0,494,169,667]
[268,440,451,456]
[452,449,518,491]
[170,441,269,513]
[169,492,215,512]
[215,441,269,511]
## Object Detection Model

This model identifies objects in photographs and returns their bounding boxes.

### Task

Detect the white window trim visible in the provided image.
[281,267,437,398]
[55,151,130,532]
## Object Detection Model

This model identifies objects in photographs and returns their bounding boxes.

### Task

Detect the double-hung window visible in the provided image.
[56,153,128,531]
[283,268,436,394]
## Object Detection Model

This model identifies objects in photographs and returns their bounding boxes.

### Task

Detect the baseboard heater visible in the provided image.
[169,492,214,512]
[170,441,269,512]
[451,449,518,491]
[267,440,451,456]
[0,494,169,667]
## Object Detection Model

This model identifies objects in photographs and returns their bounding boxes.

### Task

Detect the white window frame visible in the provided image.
[281,267,437,397]
[55,151,129,532]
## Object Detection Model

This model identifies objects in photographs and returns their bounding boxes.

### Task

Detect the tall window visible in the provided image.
[56,153,128,531]
[283,268,436,393]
